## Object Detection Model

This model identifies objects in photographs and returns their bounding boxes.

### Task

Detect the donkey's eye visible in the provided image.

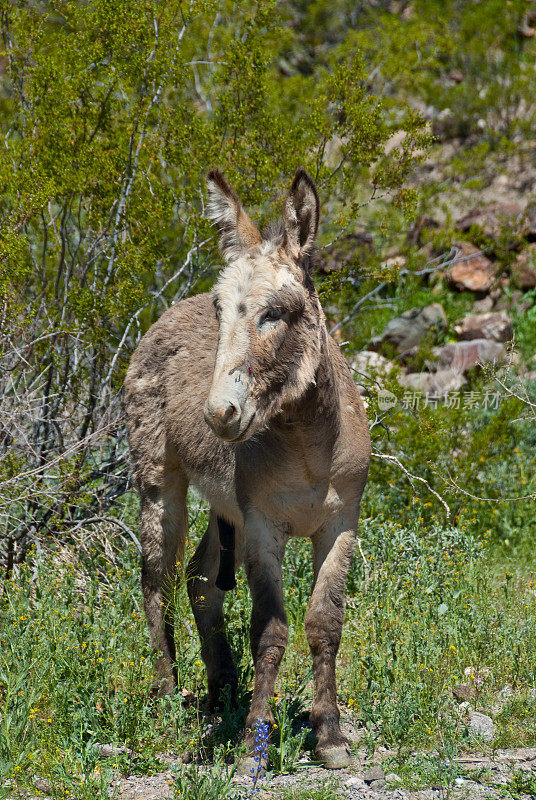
[260,308,285,326]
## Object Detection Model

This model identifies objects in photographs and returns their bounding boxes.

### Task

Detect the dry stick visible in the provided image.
[0,422,117,489]
[441,471,536,504]
[372,450,451,518]
[65,516,142,553]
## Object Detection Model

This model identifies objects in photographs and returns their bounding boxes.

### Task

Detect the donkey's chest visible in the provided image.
[239,445,346,535]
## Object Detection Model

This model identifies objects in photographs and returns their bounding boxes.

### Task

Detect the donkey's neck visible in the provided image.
[280,327,340,435]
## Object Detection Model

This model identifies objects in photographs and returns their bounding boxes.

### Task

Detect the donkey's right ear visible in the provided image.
[206,170,263,262]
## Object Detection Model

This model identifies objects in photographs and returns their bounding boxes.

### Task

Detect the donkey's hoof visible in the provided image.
[236,756,267,779]
[317,744,351,770]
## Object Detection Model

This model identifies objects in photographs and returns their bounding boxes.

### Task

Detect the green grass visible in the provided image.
[1,493,535,797]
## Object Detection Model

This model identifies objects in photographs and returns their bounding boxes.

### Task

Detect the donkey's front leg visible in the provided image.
[306,522,356,769]
[243,512,288,751]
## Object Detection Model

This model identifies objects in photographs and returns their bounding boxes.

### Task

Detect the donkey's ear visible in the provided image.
[207,169,263,262]
[282,168,320,260]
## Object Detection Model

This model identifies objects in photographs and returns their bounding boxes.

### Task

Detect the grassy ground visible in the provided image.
[1,490,535,799]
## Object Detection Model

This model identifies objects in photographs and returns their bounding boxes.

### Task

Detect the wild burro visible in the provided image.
[124,169,370,770]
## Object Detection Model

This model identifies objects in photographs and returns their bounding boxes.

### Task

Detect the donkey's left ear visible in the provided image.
[282,168,320,260]
[207,169,263,262]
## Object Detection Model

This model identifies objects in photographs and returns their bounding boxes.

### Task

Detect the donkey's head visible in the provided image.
[203,168,326,442]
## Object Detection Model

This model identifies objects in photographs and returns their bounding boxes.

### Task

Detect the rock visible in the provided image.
[370,779,388,789]
[456,203,524,238]
[519,11,536,38]
[511,244,536,289]
[473,296,493,313]
[386,772,402,783]
[347,776,367,789]
[370,304,447,354]
[521,200,536,241]
[453,311,513,343]
[351,350,397,393]
[33,776,52,793]
[399,370,466,396]
[321,232,374,273]
[364,765,386,783]
[448,242,495,292]
[432,340,505,373]
[452,684,476,703]
[94,742,132,757]
[469,711,494,742]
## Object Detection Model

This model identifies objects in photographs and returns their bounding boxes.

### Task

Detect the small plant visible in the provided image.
[268,697,308,775]
[172,746,239,800]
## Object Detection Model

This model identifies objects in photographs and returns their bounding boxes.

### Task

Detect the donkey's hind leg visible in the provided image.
[305,523,356,769]
[140,469,188,697]
[187,510,238,710]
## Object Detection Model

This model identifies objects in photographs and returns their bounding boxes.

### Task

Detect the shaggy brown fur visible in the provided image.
[124,168,370,770]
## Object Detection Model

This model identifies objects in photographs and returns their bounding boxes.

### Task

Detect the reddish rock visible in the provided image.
[448,242,495,292]
[456,203,524,238]
[432,340,505,373]
[452,684,476,703]
[512,244,536,289]
[454,311,513,343]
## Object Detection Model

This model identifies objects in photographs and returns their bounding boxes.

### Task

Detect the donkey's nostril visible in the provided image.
[223,401,239,422]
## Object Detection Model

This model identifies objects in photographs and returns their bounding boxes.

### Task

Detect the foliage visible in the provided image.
[0,0,429,568]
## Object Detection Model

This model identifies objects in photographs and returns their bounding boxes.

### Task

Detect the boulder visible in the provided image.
[448,242,495,292]
[472,295,493,313]
[432,340,505,373]
[521,200,536,241]
[456,203,524,238]
[511,244,536,289]
[351,350,396,394]
[364,765,385,783]
[370,304,447,354]
[468,711,494,742]
[454,311,513,343]
[399,370,466,396]
[452,684,476,703]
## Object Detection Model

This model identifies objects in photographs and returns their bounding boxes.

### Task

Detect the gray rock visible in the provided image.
[456,203,524,238]
[370,304,447,354]
[399,369,466,396]
[473,295,494,313]
[469,710,494,742]
[454,311,513,343]
[386,772,402,783]
[351,350,397,394]
[364,765,386,783]
[347,776,367,789]
[370,779,388,790]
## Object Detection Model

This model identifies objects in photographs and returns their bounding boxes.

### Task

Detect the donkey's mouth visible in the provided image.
[226,411,256,443]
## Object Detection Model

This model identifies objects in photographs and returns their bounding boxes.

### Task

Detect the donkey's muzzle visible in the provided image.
[203,397,252,441]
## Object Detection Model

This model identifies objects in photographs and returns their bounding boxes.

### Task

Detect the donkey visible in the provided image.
[124,168,370,770]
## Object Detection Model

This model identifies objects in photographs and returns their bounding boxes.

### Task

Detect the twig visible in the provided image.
[372,450,451,517]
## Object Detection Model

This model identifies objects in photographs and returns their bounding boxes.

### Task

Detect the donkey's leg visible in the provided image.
[186,510,238,709]
[305,522,355,769]
[244,513,288,738]
[140,469,188,697]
